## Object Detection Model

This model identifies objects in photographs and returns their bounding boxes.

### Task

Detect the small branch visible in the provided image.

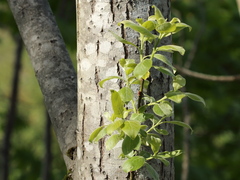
[175,65,240,82]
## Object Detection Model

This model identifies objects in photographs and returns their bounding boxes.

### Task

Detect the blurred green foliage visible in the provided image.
[0,0,240,179]
[172,0,240,180]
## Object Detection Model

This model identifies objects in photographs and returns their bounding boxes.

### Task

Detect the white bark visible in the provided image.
[76,0,173,179]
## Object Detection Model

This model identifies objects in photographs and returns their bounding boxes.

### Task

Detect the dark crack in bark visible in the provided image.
[81,104,86,158]
[110,0,115,21]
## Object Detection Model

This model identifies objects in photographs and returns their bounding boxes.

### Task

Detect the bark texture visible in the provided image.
[77,0,173,179]
[7,0,77,171]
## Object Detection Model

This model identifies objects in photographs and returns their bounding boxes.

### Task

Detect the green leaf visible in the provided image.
[156,157,170,166]
[139,129,147,137]
[119,20,155,39]
[122,156,146,172]
[123,109,132,119]
[122,135,141,155]
[154,66,175,77]
[162,121,193,132]
[136,18,144,25]
[110,31,137,48]
[165,91,186,103]
[121,120,141,139]
[147,134,162,154]
[156,22,176,33]
[152,5,164,19]
[154,128,169,135]
[99,76,125,88]
[157,150,182,158]
[173,23,192,34]
[170,17,181,24]
[125,63,137,75]
[110,90,124,118]
[142,20,156,31]
[145,163,160,180]
[173,74,186,91]
[156,45,185,55]
[153,54,175,70]
[185,92,206,106]
[89,126,106,143]
[153,104,164,117]
[106,134,122,150]
[142,94,156,103]
[118,87,134,103]
[105,119,124,135]
[130,113,146,123]
[133,59,152,79]
[153,101,173,117]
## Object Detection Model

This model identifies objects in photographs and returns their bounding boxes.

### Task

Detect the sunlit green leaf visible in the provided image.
[110,90,124,118]
[110,31,137,47]
[156,45,185,55]
[133,59,152,79]
[154,128,169,135]
[170,17,181,24]
[173,23,192,34]
[154,66,175,77]
[89,126,106,143]
[106,134,122,150]
[156,22,176,33]
[153,54,175,70]
[136,18,144,25]
[185,92,206,106]
[106,119,124,134]
[142,20,156,31]
[118,87,134,103]
[165,91,186,103]
[122,135,141,155]
[157,150,182,158]
[122,156,146,172]
[121,120,141,139]
[152,5,164,19]
[118,20,155,39]
[173,74,186,91]
[162,121,193,132]
[123,109,132,119]
[99,76,124,88]
[130,113,145,123]
[147,134,162,154]
[153,101,173,117]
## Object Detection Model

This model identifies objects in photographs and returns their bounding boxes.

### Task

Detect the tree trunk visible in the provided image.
[2,36,23,180]
[7,0,78,172]
[76,0,173,179]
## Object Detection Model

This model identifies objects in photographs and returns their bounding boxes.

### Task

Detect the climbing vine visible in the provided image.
[89,5,205,180]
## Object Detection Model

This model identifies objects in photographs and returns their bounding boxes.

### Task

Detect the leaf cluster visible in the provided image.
[89,5,204,179]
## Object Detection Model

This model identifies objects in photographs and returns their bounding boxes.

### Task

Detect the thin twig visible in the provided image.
[175,65,240,81]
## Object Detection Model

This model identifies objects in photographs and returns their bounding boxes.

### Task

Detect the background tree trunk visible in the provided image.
[2,36,23,180]
[7,0,78,172]
[76,0,173,179]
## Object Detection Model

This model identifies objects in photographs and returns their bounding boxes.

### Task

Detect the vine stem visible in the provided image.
[146,116,166,133]
[137,79,144,109]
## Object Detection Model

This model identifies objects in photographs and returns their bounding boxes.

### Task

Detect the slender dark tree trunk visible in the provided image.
[181,98,191,180]
[41,111,52,180]
[2,36,23,180]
